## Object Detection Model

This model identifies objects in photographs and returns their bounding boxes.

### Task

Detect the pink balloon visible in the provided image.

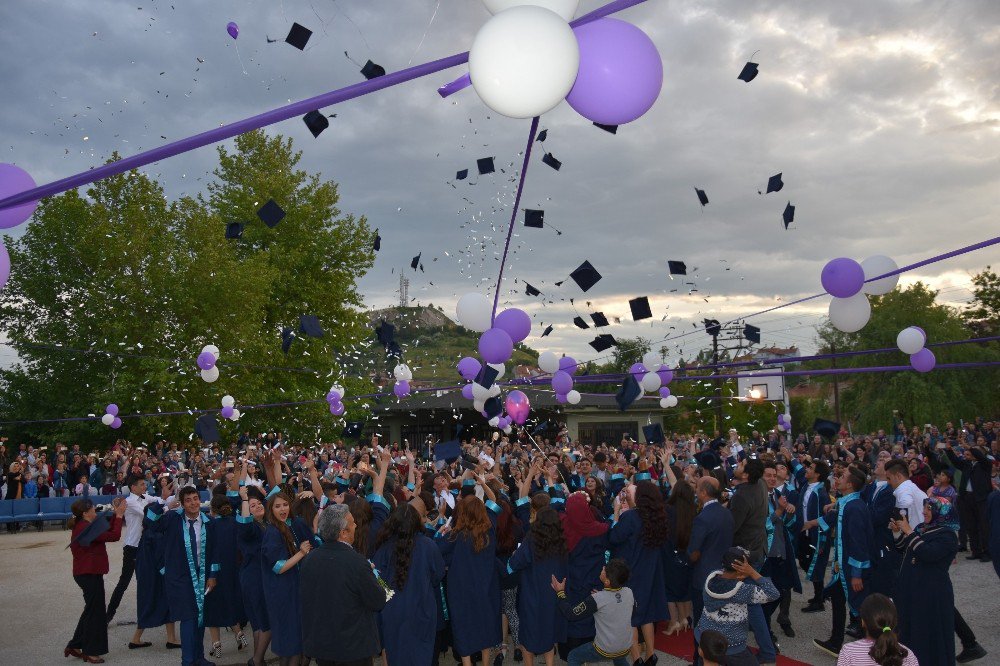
[0,163,39,229]
[505,390,531,425]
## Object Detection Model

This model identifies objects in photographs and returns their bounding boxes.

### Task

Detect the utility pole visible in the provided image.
[831,341,841,423]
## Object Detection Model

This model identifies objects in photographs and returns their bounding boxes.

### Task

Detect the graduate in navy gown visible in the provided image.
[795,459,831,612]
[559,492,609,656]
[260,491,315,666]
[609,481,668,665]
[129,493,179,649]
[508,507,568,666]
[761,462,801,639]
[236,485,271,666]
[373,503,446,666]
[204,495,247,659]
[862,463,900,598]
[348,448,393,558]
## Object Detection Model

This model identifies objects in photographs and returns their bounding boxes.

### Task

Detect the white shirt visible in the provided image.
[184,512,204,559]
[893,479,925,529]
[437,489,455,510]
[123,493,163,547]
[802,482,822,519]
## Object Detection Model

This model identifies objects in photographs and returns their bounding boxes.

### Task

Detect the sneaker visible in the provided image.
[236,631,248,651]
[210,642,223,659]
[813,638,841,657]
[956,643,987,663]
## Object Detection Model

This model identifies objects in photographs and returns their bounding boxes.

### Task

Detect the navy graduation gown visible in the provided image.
[565,532,610,638]
[863,481,899,597]
[797,482,831,581]
[204,515,245,627]
[762,490,802,594]
[135,505,170,629]
[608,509,668,626]
[261,518,314,656]
[236,514,269,632]
[364,493,391,558]
[144,505,214,624]
[821,493,872,613]
[508,536,567,655]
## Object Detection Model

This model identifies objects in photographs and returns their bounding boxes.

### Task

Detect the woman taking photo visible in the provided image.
[66,497,127,663]
[238,484,272,666]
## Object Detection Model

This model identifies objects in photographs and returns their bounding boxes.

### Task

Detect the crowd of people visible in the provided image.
[2,415,999,666]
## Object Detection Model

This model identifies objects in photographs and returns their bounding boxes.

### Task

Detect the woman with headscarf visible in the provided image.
[559,492,610,657]
[891,496,959,665]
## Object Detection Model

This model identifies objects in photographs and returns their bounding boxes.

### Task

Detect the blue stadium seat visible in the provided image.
[60,496,76,513]
[40,497,71,521]
[12,498,41,521]
[0,500,13,524]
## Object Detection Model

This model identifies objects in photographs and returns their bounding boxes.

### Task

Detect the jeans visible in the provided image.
[106,544,138,622]
[748,602,777,662]
[180,618,206,666]
[566,642,630,666]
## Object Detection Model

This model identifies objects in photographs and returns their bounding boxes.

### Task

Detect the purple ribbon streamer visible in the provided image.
[438,73,471,98]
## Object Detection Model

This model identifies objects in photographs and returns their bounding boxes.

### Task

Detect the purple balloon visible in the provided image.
[657,368,673,385]
[0,241,10,291]
[110,417,122,429]
[777,414,786,425]
[457,356,482,381]
[910,348,936,373]
[394,380,411,398]
[558,356,578,375]
[658,386,671,398]
[913,326,927,343]
[821,258,865,298]
[494,308,532,344]
[197,351,217,370]
[329,400,345,416]
[326,391,339,404]
[566,19,663,126]
[106,403,119,416]
[461,383,475,400]
[478,328,514,364]
[497,416,509,429]
[227,21,239,39]
[505,390,531,425]
[0,163,39,229]
[221,405,234,419]
[555,393,569,404]
[551,370,574,394]
[629,363,647,380]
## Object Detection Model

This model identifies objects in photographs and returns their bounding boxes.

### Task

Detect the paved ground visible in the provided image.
[0,524,996,665]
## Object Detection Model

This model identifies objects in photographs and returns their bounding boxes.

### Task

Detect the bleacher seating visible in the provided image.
[0,494,124,530]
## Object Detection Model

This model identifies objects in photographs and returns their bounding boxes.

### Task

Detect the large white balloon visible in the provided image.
[642,351,662,371]
[469,6,580,119]
[640,371,662,393]
[488,363,506,379]
[829,293,872,333]
[860,255,899,296]
[393,363,412,381]
[202,344,220,357]
[101,413,115,426]
[488,383,502,398]
[201,366,220,383]
[456,292,493,332]
[566,389,581,405]
[538,350,560,374]
[230,408,241,421]
[472,382,492,401]
[666,394,678,407]
[482,0,579,21]
[473,399,486,412]
[221,395,236,408]
[896,327,925,355]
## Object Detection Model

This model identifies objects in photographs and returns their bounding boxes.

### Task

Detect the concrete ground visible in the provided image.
[0,524,996,665]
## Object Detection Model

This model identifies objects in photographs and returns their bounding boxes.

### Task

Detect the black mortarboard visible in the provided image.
[668,260,687,276]
[375,320,395,348]
[456,169,468,180]
[285,22,312,50]
[257,199,285,228]
[704,318,722,336]
[738,61,759,83]
[812,418,841,439]
[782,202,795,229]
[616,375,642,411]
[542,152,562,171]
[629,296,652,321]
[642,423,665,445]
[525,283,541,297]
[195,414,220,444]
[573,316,590,329]
[225,222,245,240]
[73,515,112,547]
[589,334,617,352]
[695,188,709,206]
[410,253,421,271]
[536,129,548,142]
[281,326,295,354]
[477,157,495,175]
[342,421,364,439]
[484,396,503,419]
[696,449,721,469]
[361,60,386,80]
[524,209,544,229]
[373,229,381,251]
[593,122,618,134]
[766,173,784,193]
[531,420,550,435]
[541,325,553,337]
[591,312,609,327]
[569,260,602,292]
[475,363,500,389]
[299,314,324,338]
[302,110,329,138]
[743,323,760,344]
[434,439,461,463]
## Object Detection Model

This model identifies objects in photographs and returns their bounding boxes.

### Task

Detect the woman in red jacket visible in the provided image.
[66,497,126,664]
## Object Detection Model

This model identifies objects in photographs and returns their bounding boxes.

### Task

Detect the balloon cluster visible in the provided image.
[632,351,677,407]
[823,255,898,333]
[197,344,221,382]
[393,364,413,398]
[220,394,241,421]
[469,1,662,124]
[0,163,41,290]
[326,384,346,416]
[776,411,792,432]
[538,351,581,404]
[897,326,935,373]
[100,403,122,429]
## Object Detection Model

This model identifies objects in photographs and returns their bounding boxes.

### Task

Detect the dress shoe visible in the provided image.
[64,647,83,659]
[812,638,841,657]
[166,642,182,649]
[644,655,658,666]
[81,657,105,664]
[127,642,152,649]
[779,622,795,638]
[845,622,863,639]
[956,642,987,663]
[801,602,825,613]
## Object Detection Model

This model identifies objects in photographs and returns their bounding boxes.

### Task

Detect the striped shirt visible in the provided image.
[836,638,919,665]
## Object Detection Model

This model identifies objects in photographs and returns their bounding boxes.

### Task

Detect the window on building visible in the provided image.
[577,421,639,447]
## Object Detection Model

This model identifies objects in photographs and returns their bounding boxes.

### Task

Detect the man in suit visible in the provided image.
[946,444,993,562]
[300,504,387,666]
[688,477,734,661]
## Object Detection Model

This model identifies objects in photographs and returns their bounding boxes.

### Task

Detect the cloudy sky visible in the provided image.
[2,0,998,370]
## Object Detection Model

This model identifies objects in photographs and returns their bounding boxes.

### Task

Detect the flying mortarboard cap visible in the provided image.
[434,439,461,463]
[704,318,722,336]
[456,169,468,181]
[525,283,541,297]
[738,61,759,83]
[524,209,544,229]
[195,414,220,444]
[668,260,687,276]
[302,110,329,138]
[783,202,795,229]
[696,449,722,469]
[373,229,381,251]
[766,173,784,193]
[475,363,500,389]
[225,222,245,240]
[410,253,421,271]
[285,22,313,50]
[629,296,652,321]
[642,423,665,445]
[257,199,286,228]
[484,396,503,419]
[531,420,549,435]
[542,152,562,171]
[73,515,112,547]
[342,420,365,439]
[593,122,618,134]
[541,325,553,337]
[477,157,495,175]
[573,316,590,329]
[615,375,642,411]
[299,314,325,338]
[813,418,841,439]
[695,188,709,206]
[590,312,609,327]
[361,60,386,80]
[536,129,548,142]
[589,334,617,352]
[375,320,395,348]
[743,323,761,344]
[281,326,295,354]
[569,260,602,292]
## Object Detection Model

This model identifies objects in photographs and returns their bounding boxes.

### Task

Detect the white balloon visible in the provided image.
[201,366,220,383]
[456,292,493,332]
[665,395,678,407]
[503,425,513,434]
[101,413,115,426]
[393,364,412,381]
[784,413,792,422]
[861,255,899,296]
[469,6,580,119]
[640,371,662,393]
[489,383,502,398]
[489,416,501,427]
[659,398,670,409]
[473,399,486,412]
[202,344,220,357]
[829,293,872,333]
[538,351,560,374]
[488,363,506,379]
[472,382,492,401]
[230,408,241,421]
[221,395,236,408]
[566,389,581,405]
[329,384,345,400]
[642,352,662,371]
[896,327,925,355]
[482,0,579,21]
[777,424,786,432]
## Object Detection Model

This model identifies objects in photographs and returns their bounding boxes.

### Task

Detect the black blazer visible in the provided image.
[300,540,387,661]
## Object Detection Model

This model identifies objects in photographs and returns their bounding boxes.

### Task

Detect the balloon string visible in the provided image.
[234,43,249,76]
[491,116,540,325]
[408,0,441,66]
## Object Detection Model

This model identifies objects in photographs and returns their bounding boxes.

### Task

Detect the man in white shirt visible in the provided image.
[433,472,456,514]
[885,459,925,529]
[106,475,165,624]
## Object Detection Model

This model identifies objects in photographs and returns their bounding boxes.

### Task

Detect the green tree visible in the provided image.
[964,266,1000,336]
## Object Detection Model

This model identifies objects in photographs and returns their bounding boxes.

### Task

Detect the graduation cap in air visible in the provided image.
[257,199,286,228]
[484,396,503,419]
[342,420,365,439]
[410,253,421,271]
[536,129,548,142]
[524,209,544,229]
[695,449,722,470]
[629,296,652,321]
[281,326,296,354]
[642,423,665,445]
[531,420,550,436]
[373,229,381,251]
[225,222,245,240]
[195,414,220,444]
[456,169,468,181]
[573,316,590,329]
[302,110,329,138]
[299,315,325,338]
[434,439,461,463]
[525,283,541,297]
[783,202,795,229]
[569,260,602,292]
[589,334,617,352]
[743,323,761,344]
[542,152,562,171]
[766,173,784,193]
[591,312,609,327]
[813,418,841,439]
[361,60,386,80]
[71,514,112,547]
[375,320,395,349]
[738,60,759,83]
[593,122,618,134]
[475,363,500,389]
[285,22,313,50]
[477,157,495,175]
[616,375,642,411]
[704,319,722,336]
[668,260,687,276]
[695,188,709,207]
[541,325,553,337]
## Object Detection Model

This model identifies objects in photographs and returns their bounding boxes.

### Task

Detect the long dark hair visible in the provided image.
[667,481,696,550]
[531,507,567,559]
[373,504,422,589]
[68,499,94,529]
[210,495,233,517]
[494,497,522,557]
[634,480,668,548]
[860,594,909,666]
[265,492,297,557]
[347,495,374,557]
[453,496,492,552]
